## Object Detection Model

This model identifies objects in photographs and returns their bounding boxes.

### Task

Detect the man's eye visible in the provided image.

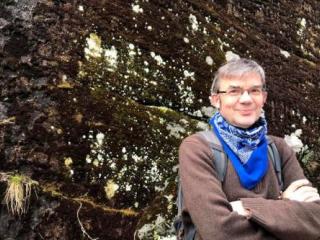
[250,88,262,94]
[228,89,241,95]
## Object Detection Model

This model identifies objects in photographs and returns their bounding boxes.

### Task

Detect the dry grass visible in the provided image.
[2,174,38,216]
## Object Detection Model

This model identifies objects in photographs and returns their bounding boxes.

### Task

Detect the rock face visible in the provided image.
[0,0,319,239]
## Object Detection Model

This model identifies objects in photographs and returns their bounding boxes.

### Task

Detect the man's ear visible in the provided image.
[210,94,220,109]
[263,91,267,105]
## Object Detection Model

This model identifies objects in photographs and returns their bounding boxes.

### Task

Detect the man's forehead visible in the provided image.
[220,72,263,85]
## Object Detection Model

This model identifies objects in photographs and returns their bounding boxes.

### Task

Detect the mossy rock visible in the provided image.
[0,0,319,239]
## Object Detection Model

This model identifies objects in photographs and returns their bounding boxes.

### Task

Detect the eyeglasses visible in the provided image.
[216,86,266,97]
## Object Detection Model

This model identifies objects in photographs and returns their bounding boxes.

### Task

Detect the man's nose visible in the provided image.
[238,91,253,103]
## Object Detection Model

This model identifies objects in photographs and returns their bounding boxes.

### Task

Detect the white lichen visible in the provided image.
[104,46,118,70]
[203,27,208,35]
[64,157,73,168]
[197,121,210,130]
[132,153,143,163]
[78,5,84,12]
[86,155,92,164]
[132,4,143,13]
[96,132,105,146]
[122,147,127,153]
[104,180,119,199]
[150,52,165,65]
[128,43,136,57]
[284,129,304,153]
[302,116,307,124]
[136,214,172,240]
[225,51,240,62]
[125,184,132,191]
[201,106,215,117]
[205,56,213,66]
[136,223,153,239]
[129,43,135,50]
[159,236,176,240]
[218,38,230,50]
[166,123,185,139]
[297,18,306,37]
[192,110,203,117]
[183,70,195,79]
[189,14,199,31]
[280,49,290,58]
[84,33,103,59]
[84,33,118,71]
[92,159,99,167]
[176,78,195,106]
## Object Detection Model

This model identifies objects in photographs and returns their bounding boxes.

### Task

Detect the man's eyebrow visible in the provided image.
[227,84,263,89]
[227,85,241,89]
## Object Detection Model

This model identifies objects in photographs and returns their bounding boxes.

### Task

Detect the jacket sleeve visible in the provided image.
[241,137,320,240]
[179,136,276,240]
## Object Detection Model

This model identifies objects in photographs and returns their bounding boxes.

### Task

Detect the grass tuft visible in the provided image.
[2,174,38,216]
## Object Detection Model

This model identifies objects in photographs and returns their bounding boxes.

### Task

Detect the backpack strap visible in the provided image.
[176,131,227,217]
[177,181,183,216]
[175,183,196,240]
[197,131,228,182]
[266,136,283,191]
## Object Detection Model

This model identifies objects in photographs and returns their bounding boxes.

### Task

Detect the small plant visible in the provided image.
[1,172,38,216]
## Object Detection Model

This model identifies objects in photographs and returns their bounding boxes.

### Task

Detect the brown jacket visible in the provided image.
[179,133,320,240]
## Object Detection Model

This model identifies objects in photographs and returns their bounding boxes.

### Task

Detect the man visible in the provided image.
[178,58,320,240]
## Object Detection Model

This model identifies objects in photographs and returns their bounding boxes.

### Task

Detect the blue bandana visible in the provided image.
[209,112,268,189]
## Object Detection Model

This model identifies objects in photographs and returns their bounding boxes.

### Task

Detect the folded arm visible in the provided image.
[179,137,276,240]
[241,197,320,240]
[232,181,320,240]
[234,137,320,240]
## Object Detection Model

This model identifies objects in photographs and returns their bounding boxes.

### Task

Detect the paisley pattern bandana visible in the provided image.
[209,112,267,164]
[209,112,269,189]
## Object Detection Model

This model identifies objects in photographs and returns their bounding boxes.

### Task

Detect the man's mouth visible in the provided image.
[238,109,254,115]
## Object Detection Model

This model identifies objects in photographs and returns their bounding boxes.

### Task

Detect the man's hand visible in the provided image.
[282,179,320,202]
[230,200,250,217]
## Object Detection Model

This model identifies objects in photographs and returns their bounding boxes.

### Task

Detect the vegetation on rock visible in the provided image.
[0,0,319,239]
[0,172,38,216]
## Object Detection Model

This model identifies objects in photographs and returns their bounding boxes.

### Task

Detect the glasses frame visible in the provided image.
[215,86,267,98]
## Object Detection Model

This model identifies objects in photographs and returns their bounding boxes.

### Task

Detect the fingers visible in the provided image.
[284,185,319,202]
[294,186,318,195]
[230,200,250,217]
[304,195,320,202]
[282,179,310,199]
[230,200,241,212]
[281,179,319,202]
[283,180,320,202]
[285,179,310,193]
[301,188,320,202]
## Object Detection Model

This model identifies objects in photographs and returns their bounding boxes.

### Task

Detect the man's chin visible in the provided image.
[234,118,256,129]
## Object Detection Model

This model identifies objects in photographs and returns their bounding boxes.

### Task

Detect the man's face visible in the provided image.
[210,71,267,129]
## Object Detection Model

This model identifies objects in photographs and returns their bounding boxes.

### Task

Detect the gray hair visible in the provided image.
[210,58,266,94]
